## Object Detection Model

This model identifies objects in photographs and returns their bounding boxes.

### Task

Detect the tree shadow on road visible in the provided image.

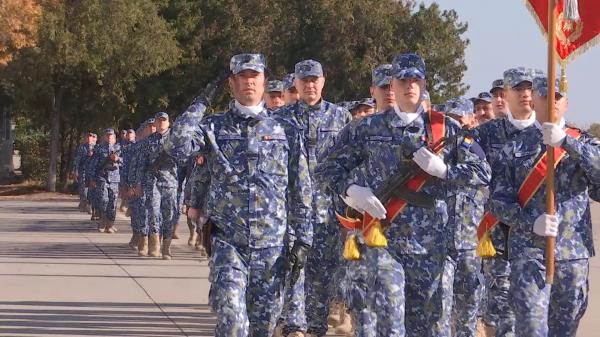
[0,301,216,336]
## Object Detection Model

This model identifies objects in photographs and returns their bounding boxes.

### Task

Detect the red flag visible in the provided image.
[526,0,600,61]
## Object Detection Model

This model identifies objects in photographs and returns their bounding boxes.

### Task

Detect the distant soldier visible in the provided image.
[265,80,286,110]
[73,132,96,213]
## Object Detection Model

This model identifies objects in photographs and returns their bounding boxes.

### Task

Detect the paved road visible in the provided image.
[0,197,598,336]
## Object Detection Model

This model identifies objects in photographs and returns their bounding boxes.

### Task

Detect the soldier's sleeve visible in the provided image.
[88,148,103,182]
[188,162,211,209]
[73,145,82,173]
[562,131,600,185]
[315,122,366,197]
[444,119,491,187]
[134,141,153,185]
[286,126,314,246]
[163,99,208,166]
[127,146,140,187]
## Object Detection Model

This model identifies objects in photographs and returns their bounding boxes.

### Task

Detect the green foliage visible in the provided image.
[14,116,49,181]
[588,123,600,139]
[0,0,470,188]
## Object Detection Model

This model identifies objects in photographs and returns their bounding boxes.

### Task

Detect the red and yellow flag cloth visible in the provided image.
[526,0,600,61]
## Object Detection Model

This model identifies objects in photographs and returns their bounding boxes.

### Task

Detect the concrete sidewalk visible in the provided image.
[0,197,598,336]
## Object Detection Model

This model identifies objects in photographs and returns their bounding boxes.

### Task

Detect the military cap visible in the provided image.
[503,67,543,88]
[230,53,266,75]
[532,76,566,97]
[295,60,323,79]
[392,53,426,79]
[146,118,156,124]
[336,101,358,111]
[474,92,493,103]
[355,98,375,109]
[127,129,135,133]
[490,79,504,93]
[283,73,295,90]
[266,80,284,93]
[87,131,95,136]
[445,97,474,117]
[104,128,116,135]
[372,64,393,87]
[91,133,97,138]
[432,103,447,112]
[155,111,169,120]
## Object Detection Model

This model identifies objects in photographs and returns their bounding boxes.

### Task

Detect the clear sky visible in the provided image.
[420,0,600,127]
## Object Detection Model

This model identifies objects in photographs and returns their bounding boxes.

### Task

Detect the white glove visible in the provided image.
[542,122,567,147]
[412,147,448,179]
[340,195,365,213]
[533,213,559,237]
[345,184,387,219]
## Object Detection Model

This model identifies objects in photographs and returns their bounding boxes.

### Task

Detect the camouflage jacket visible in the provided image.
[165,99,314,248]
[315,108,491,255]
[274,99,352,226]
[481,118,599,261]
[136,130,178,188]
[89,143,122,183]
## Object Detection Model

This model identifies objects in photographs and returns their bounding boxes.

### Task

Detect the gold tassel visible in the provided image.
[343,234,361,260]
[476,230,497,258]
[560,62,568,94]
[363,221,388,248]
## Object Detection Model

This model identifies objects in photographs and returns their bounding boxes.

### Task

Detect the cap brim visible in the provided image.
[373,78,392,87]
[232,65,265,75]
[393,68,425,79]
[295,71,323,79]
[511,79,533,88]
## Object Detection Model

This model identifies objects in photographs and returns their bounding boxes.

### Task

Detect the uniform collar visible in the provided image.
[231,100,268,120]
[298,99,326,113]
[389,105,425,128]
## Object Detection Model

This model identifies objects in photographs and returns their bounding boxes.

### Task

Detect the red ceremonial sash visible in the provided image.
[336,110,445,235]
[476,127,582,240]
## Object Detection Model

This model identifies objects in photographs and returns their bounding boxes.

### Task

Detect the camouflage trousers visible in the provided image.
[482,256,515,337]
[278,236,307,335]
[150,184,178,239]
[441,249,484,337]
[208,237,286,337]
[305,222,341,336]
[129,195,148,235]
[387,250,446,337]
[98,181,118,222]
[78,174,88,204]
[344,245,380,337]
[510,258,589,337]
[87,184,100,213]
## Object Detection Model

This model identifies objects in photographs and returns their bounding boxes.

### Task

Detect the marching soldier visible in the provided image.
[490,79,508,119]
[165,54,313,337]
[440,97,487,337]
[73,132,96,213]
[276,59,351,337]
[283,73,300,105]
[315,53,490,337]
[480,68,599,337]
[89,128,122,233]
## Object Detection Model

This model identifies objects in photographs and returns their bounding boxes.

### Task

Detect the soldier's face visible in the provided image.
[506,82,534,117]
[264,91,285,109]
[157,118,170,133]
[370,84,396,111]
[107,134,116,145]
[229,70,265,106]
[532,92,567,122]
[284,88,299,105]
[475,101,494,123]
[391,77,425,112]
[148,124,157,134]
[491,89,508,117]
[127,132,135,142]
[86,135,94,143]
[351,106,375,120]
[295,76,325,105]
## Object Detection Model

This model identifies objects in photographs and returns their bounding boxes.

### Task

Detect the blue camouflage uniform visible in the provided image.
[440,97,486,337]
[89,129,122,225]
[164,54,314,337]
[485,69,599,337]
[315,53,491,337]
[127,121,154,236]
[475,78,515,337]
[342,64,394,337]
[136,112,179,239]
[274,59,352,336]
[73,136,96,210]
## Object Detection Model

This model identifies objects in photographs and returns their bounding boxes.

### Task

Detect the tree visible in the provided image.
[588,123,600,139]
[0,0,42,65]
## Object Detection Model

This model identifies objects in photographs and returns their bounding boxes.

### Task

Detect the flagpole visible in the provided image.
[545,0,557,285]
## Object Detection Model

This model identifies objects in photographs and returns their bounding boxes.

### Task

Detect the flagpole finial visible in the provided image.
[564,0,580,22]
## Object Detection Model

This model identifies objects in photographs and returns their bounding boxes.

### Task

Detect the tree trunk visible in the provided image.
[46,85,64,192]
